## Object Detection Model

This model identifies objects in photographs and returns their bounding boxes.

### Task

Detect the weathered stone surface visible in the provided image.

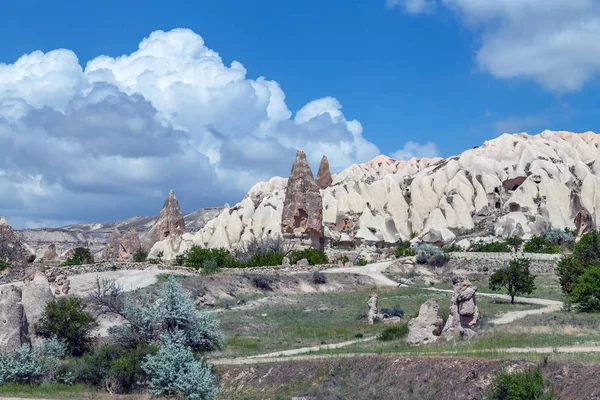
[281,150,323,239]
[0,285,28,351]
[143,190,185,251]
[42,244,59,262]
[316,155,333,190]
[22,270,54,344]
[0,217,29,266]
[442,274,479,340]
[104,228,141,261]
[407,299,443,344]
[295,258,309,266]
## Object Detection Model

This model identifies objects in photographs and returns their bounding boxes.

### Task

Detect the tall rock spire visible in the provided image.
[316,155,333,189]
[143,190,185,251]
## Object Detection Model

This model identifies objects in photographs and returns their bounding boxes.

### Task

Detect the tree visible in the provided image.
[63,247,94,266]
[556,230,600,295]
[504,236,523,253]
[35,297,98,356]
[489,258,536,304]
[571,267,600,312]
[523,236,560,254]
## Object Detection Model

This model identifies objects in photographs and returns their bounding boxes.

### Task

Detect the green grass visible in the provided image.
[0,383,92,398]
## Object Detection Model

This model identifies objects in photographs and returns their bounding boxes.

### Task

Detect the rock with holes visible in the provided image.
[281,150,323,241]
[0,217,29,266]
[407,299,443,344]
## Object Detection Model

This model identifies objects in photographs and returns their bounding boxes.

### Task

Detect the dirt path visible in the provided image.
[322,260,398,286]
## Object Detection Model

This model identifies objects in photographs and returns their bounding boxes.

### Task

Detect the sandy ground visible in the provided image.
[322,261,397,286]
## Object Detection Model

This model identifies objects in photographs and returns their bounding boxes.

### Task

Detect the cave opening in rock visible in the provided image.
[293,209,309,229]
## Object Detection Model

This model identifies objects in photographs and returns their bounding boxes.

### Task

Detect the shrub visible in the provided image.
[88,277,124,315]
[428,254,449,267]
[415,254,428,264]
[523,236,560,254]
[312,271,327,284]
[251,275,273,291]
[488,367,553,400]
[202,259,220,275]
[395,242,416,258]
[109,276,222,352]
[355,258,369,266]
[183,246,236,270]
[571,267,600,312]
[544,228,575,246]
[415,244,442,256]
[557,230,600,297]
[443,243,463,253]
[289,248,329,265]
[489,258,536,304]
[142,331,217,400]
[377,324,408,341]
[380,306,404,318]
[35,297,97,356]
[0,254,11,271]
[504,236,524,253]
[133,249,148,263]
[470,241,511,253]
[68,344,123,387]
[232,236,291,267]
[0,338,67,385]
[62,247,94,266]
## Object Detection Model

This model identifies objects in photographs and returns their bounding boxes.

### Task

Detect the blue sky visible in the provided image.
[0,0,599,227]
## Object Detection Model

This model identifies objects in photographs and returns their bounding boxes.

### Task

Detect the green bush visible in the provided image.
[35,297,97,356]
[109,344,157,393]
[442,243,464,253]
[243,251,284,268]
[251,275,273,291]
[571,267,600,312]
[545,228,575,246]
[523,236,560,254]
[62,247,94,266]
[0,254,11,271]
[557,230,600,298]
[355,258,369,266]
[289,248,328,265]
[488,367,553,400]
[377,324,408,341]
[489,258,536,304]
[470,241,511,253]
[183,246,237,270]
[505,236,524,253]
[395,242,416,257]
[133,249,148,263]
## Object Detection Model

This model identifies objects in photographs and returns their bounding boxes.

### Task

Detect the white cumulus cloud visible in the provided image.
[390,141,440,160]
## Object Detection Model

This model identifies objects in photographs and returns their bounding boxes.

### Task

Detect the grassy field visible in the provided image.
[213,286,543,358]
[0,384,152,399]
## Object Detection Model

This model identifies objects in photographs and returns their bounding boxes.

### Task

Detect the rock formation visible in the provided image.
[316,155,333,189]
[0,217,29,266]
[0,285,29,350]
[143,190,185,251]
[21,271,54,345]
[103,228,141,261]
[442,274,479,340]
[367,293,402,325]
[281,150,323,241]
[407,299,444,344]
[42,244,59,263]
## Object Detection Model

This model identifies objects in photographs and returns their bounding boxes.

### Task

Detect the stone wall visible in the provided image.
[447,252,560,274]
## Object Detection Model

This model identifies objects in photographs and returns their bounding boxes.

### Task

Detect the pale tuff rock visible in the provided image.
[0,217,29,266]
[21,271,54,345]
[281,150,324,240]
[366,293,401,325]
[103,228,141,261]
[407,299,444,344]
[316,155,333,189]
[42,244,59,262]
[0,285,29,351]
[143,190,185,251]
[442,274,479,340]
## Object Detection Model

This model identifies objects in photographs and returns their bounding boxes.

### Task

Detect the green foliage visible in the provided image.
[108,344,157,393]
[380,306,404,318]
[183,245,237,270]
[142,331,217,400]
[312,271,327,284]
[557,230,600,297]
[133,249,148,263]
[62,247,94,266]
[110,276,222,352]
[377,323,408,341]
[202,259,220,275]
[0,254,11,271]
[544,228,574,246]
[35,297,97,356]
[442,243,464,253]
[0,338,68,385]
[488,367,553,400]
[571,267,600,312]
[471,241,511,253]
[231,236,290,268]
[243,251,284,268]
[504,236,524,253]
[395,242,416,257]
[415,244,442,256]
[289,248,329,265]
[489,258,536,304]
[355,258,369,266]
[523,236,560,254]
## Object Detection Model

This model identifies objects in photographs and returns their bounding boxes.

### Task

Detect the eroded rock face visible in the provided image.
[281,150,323,239]
[316,155,333,190]
[442,274,479,340]
[143,190,185,251]
[0,285,28,351]
[42,244,59,263]
[22,271,54,344]
[407,299,443,344]
[0,217,29,266]
[104,228,141,261]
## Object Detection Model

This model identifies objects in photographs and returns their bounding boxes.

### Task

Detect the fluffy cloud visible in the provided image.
[0,29,390,227]
[386,0,436,14]
[393,0,600,92]
[390,141,440,160]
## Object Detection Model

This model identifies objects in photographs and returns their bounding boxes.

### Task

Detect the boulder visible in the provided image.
[143,190,186,251]
[442,273,479,340]
[407,299,443,344]
[281,150,323,240]
[281,256,291,267]
[295,258,309,266]
[0,285,29,351]
[22,270,54,344]
[316,155,333,190]
[42,244,59,262]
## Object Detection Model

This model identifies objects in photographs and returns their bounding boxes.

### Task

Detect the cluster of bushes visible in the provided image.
[557,230,600,312]
[487,367,553,400]
[523,236,560,254]
[414,244,449,267]
[470,240,512,253]
[378,323,408,341]
[62,247,94,266]
[395,241,416,258]
[2,276,223,399]
[288,248,329,265]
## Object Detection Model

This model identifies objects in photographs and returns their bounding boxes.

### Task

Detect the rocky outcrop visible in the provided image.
[143,190,185,251]
[316,155,333,189]
[103,228,141,261]
[442,274,479,340]
[21,271,54,344]
[407,299,444,344]
[281,150,323,241]
[367,293,401,325]
[42,244,59,263]
[0,285,29,350]
[0,217,29,266]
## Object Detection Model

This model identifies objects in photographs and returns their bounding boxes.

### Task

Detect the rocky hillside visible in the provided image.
[150,130,600,259]
[17,206,222,260]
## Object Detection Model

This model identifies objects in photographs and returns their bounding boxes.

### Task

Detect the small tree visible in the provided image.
[504,236,523,253]
[523,236,560,254]
[571,267,600,312]
[35,296,97,356]
[0,254,11,271]
[133,249,148,263]
[489,258,536,304]
[489,367,553,400]
[557,230,600,296]
[63,247,94,266]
